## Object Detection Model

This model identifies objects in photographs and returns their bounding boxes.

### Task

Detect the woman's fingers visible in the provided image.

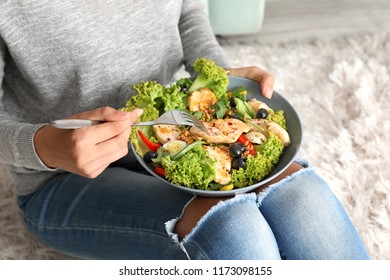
[78,125,133,177]
[34,107,143,178]
[71,106,142,122]
[69,107,142,145]
[227,66,275,99]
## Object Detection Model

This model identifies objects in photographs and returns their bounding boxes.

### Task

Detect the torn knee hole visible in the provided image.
[173,196,230,240]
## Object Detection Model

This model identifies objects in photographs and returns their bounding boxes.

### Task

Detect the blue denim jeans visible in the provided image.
[17,150,370,260]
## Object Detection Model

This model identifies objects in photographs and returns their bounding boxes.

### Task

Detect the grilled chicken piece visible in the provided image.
[190,118,251,144]
[153,124,181,144]
[188,88,218,112]
[245,131,267,145]
[203,145,231,185]
[248,119,291,147]
[248,98,272,112]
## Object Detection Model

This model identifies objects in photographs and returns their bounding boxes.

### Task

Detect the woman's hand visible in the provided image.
[227,66,275,99]
[34,106,143,178]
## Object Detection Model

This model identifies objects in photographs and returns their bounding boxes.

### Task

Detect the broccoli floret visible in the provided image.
[188,58,229,99]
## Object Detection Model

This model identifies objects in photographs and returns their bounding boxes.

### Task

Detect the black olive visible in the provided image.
[256,108,269,119]
[229,143,246,158]
[229,97,236,107]
[180,84,188,93]
[232,157,247,170]
[143,150,157,163]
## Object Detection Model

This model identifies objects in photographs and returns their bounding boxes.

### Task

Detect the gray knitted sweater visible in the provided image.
[0,0,230,195]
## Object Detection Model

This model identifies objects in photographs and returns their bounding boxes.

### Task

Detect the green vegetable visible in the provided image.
[122,81,187,116]
[138,130,161,151]
[126,81,165,110]
[151,147,169,164]
[122,104,157,157]
[121,81,187,156]
[234,98,256,119]
[207,182,230,191]
[188,58,229,99]
[160,84,188,112]
[192,111,204,120]
[129,125,155,157]
[162,146,216,190]
[172,140,205,160]
[267,110,287,130]
[176,77,192,90]
[231,86,248,101]
[213,97,229,119]
[231,133,284,188]
[244,119,267,135]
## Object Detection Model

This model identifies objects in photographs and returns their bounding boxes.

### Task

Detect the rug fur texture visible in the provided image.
[1,32,389,259]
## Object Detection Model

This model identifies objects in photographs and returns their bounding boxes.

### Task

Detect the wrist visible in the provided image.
[33,124,57,169]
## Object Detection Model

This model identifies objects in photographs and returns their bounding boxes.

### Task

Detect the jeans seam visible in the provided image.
[23,216,171,239]
[181,241,207,260]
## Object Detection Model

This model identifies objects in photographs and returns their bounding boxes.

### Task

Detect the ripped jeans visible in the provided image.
[17,150,370,260]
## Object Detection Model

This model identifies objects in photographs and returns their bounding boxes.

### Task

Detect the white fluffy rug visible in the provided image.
[1,32,389,259]
[220,32,390,259]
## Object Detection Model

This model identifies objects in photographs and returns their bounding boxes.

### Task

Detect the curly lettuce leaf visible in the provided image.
[121,81,187,156]
[161,84,187,112]
[267,110,287,130]
[161,146,216,190]
[231,133,284,188]
[188,58,229,99]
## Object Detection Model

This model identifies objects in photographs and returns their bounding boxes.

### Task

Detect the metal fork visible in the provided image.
[51,110,206,130]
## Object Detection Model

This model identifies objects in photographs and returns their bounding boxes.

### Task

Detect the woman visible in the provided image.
[0,0,369,259]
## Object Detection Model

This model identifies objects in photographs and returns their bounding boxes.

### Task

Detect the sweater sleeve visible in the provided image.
[179,0,231,75]
[0,37,55,171]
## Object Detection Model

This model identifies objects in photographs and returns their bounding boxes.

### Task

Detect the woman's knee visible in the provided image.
[174,162,304,242]
[172,194,281,259]
[255,162,304,194]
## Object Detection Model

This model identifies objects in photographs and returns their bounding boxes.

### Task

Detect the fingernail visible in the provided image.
[264,87,273,99]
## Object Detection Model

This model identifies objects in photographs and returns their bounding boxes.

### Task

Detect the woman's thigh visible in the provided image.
[258,168,370,260]
[18,167,193,259]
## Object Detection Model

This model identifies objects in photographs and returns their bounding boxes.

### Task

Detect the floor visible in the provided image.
[221,0,390,43]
